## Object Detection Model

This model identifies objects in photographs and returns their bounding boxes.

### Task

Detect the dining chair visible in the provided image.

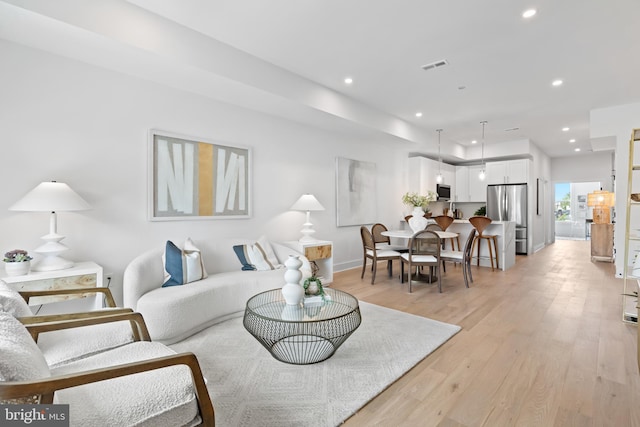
[469,216,499,270]
[360,226,402,284]
[440,228,476,288]
[404,213,431,223]
[371,223,407,252]
[400,230,442,293]
[426,223,442,231]
[434,215,460,250]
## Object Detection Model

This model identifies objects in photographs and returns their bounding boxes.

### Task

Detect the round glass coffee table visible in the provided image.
[243,288,361,365]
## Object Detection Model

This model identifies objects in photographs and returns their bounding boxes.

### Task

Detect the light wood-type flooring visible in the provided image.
[331,239,639,426]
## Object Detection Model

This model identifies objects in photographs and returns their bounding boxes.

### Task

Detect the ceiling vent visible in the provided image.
[421,59,449,71]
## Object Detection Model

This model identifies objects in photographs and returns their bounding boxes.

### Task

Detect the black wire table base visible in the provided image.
[244,288,361,365]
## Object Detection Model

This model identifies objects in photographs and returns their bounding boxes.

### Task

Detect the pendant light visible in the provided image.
[436,129,443,184]
[479,121,487,180]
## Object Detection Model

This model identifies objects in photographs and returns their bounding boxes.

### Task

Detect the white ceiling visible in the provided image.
[2,0,640,160]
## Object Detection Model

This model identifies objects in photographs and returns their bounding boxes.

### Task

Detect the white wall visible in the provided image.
[0,41,413,304]
[590,102,640,276]
[528,142,551,252]
[550,151,614,190]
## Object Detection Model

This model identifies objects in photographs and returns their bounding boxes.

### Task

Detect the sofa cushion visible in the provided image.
[37,319,136,369]
[232,241,276,271]
[163,239,208,287]
[52,341,199,427]
[0,279,32,317]
[0,312,50,381]
[232,245,257,271]
[256,236,282,268]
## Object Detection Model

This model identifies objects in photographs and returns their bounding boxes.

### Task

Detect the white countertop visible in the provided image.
[452,219,512,224]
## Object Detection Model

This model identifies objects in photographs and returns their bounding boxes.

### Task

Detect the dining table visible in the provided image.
[380,229,459,241]
[380,229,459,283]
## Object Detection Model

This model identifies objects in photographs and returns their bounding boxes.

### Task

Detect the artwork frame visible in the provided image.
[335,157,377,227]
[148,129,251,221]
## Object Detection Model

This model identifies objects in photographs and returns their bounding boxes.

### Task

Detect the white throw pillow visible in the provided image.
[256,236,282,269]
[0,312,50,381]
[0,279,32,317]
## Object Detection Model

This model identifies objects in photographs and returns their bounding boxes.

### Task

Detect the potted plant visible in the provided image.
[303,275,325,300]
[3,249,33,276]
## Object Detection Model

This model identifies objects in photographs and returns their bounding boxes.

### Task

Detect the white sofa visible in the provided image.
[123,239,310,344]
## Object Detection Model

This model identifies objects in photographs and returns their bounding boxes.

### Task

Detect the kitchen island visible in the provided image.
[447,219,516,271]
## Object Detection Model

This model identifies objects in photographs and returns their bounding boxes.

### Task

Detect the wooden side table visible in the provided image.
[0,261,104,309]
[283,240,333,284]
[590,223,614,262]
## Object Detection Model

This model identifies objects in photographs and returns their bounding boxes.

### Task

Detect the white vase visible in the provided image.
[4,261,31,277]
[408,206,428,232]
[282,255,304,305]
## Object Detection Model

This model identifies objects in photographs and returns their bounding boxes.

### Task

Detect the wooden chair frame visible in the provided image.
[16,287,142,341]
[360,226,401,284]
[400,230,442,293]
[469,216,499,270]
[0,310,215,426]
[440,228,476,288]
[433,215,460,250]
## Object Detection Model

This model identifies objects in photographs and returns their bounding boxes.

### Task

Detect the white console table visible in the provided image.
[1,261,104,309]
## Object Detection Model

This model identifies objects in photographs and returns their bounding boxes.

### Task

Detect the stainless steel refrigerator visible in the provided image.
[486,183,528,254]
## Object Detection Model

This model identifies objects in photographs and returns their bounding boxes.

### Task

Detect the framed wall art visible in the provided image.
[335,157,377,226]
[149,130,251,221]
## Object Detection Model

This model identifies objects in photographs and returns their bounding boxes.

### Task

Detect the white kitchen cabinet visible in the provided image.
[455,166,469,202]
[408,156,455,198]
[454,165,486,202]
[468,165,487,202]
[486,159,529,184]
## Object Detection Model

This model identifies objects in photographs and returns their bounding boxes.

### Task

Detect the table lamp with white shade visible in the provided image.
[9,181,91,271]
[291,194,325,242]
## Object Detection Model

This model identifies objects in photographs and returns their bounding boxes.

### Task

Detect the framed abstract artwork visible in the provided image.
[335,157,377,226]
[149,130,251,220]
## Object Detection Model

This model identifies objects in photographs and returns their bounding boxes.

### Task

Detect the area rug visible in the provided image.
[170,302,461,427]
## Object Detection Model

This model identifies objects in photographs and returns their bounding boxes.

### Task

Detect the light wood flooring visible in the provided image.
[331,239,639,426]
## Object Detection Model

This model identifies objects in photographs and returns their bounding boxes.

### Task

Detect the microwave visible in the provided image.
[436,184,451,201]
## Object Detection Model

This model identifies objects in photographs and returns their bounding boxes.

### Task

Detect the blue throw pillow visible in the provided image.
[233,245,257,271]
[163,241,184,287]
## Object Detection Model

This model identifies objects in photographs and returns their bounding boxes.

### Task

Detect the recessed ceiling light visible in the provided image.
[522,9,537,18]
[575,148,581,152]
[344,77,353,85]
[569,139,576,143]
[471,140,477,144]
[415,112,423,118]
[562,127,570,132]
[552,79,563,87]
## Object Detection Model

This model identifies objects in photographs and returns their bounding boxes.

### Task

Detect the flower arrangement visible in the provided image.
[402,191,436,208]
[3,249,33,263]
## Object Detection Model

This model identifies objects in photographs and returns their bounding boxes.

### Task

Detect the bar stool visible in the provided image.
[433,215,460,250]
[469,216,499,271]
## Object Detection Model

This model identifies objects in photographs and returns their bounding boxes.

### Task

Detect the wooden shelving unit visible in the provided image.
[622,128,640,323]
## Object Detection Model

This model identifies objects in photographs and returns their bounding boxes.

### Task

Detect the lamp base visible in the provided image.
[33,256,74,272]
[299,222,318,242]
[32,236,74,271]
[593,207,611,224]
